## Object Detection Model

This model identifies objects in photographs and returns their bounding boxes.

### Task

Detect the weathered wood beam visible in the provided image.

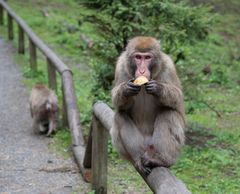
[0,4,3,25]
[91,115,108,194]
[72,145,91,183]
[61,82,68,128]
[7,12,13,40]
[47,58,57,92]
[18,24,24,54]
[83,122,92,169]
[61,70,91,182]
[61,70,84,146]
[29,38,37,71]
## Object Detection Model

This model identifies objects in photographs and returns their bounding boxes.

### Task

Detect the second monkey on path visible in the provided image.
[111,36,186,176]
[29,83,59,136]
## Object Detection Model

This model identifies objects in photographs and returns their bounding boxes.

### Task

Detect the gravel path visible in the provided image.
[0,38,90,194]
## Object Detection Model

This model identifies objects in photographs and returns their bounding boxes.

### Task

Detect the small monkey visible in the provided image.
[111,36,186,176]
[29,83,58,136]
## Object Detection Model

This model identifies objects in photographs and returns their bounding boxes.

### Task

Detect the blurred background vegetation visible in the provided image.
[1,0,239,193]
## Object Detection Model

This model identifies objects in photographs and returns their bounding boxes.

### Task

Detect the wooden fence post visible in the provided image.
[61,83,68,128]
[18,24,24,54]
[7,13,13,40]
[47,58,57,92]
[83,123,92,169]
[0,5,3,25]
[92,116,108,194]
[29,38,37,71]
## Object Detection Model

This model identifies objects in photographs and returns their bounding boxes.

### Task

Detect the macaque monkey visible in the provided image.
[29,83,58,136]
[111,36,186,176]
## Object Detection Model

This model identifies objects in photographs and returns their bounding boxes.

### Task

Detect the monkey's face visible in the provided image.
[130,52,156,80]
[127,36,162,79]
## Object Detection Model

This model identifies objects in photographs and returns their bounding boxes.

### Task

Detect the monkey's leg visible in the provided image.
[142,110,185,168]
[39,124,46,133]
[112,114,150,174]
[46,119,56,136]
[32,117,40,134]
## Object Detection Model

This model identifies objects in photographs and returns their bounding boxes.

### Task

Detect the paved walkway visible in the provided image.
[0,38,89,194]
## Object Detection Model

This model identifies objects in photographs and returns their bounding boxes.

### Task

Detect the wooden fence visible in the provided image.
[0,1,191,193]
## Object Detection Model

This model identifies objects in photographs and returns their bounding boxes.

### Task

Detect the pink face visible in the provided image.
[133,52,153,79]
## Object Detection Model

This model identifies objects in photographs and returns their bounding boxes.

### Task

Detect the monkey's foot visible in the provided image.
[135,159,152,177]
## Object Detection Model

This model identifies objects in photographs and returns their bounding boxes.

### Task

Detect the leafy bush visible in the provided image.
[80,0,214,102]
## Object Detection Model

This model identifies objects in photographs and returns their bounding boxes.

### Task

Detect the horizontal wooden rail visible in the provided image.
[91,102,191,194]
[0,0,89,182]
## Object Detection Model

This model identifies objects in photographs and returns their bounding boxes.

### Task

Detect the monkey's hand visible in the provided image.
[123,80,141,97]
[139,151,164,177]
[145,80,161,96]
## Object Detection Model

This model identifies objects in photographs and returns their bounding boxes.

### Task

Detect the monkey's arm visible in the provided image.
[146,80,183,110]
[112,80,141,110]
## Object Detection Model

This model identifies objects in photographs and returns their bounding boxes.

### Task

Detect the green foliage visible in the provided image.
[90,62,114,102]
[23,69,45,79]
[49,129,72,158]
[84,0,213,51]
[80,0,214,101]
[108,139,119,159]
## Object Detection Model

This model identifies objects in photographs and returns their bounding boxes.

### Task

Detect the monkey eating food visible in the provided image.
[29,83,59,136]
[133,76,149,85]
[111,36,186,176]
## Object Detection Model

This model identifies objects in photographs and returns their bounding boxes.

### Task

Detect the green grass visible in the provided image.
[1,0,240,193]
[49,128,72,159]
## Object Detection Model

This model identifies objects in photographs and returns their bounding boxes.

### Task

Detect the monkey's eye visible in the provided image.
[135,55,142,60]
[145,55,152,60]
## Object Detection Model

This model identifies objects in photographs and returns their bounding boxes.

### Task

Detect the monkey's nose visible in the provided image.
[139,68,146,74]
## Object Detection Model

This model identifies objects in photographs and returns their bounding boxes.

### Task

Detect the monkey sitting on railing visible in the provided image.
[111,36,186,176]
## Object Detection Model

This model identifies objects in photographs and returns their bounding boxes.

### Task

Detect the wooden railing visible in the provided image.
[0,0,90,181]
[0,1,191,193]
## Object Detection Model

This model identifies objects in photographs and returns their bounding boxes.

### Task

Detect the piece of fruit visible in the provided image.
[133,76,149,85]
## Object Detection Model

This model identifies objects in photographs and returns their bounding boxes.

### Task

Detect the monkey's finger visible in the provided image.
[141,166,152,177]
[145,86,156,92]
[128,81,141,89]
[141,156,152,167]
[124,89,140,97]
[146,80,157,85]
[146,82,157,87]
[127,87,141,93]
[127,85,141,92]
